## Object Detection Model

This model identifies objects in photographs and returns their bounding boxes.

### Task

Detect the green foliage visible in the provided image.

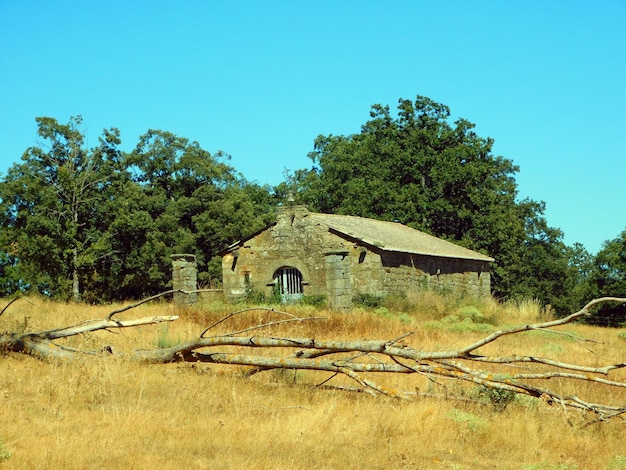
[423,304,496,333]
[0,102,609,312]
[585,229,626,326]
[0,252,22,296]
[353,293,385,308]
[0,119,278,302]
[0,438,12,462]
[300,294,327,307]
[293,96,586,313]
[474,385,516,411]
[608,455,626,470]
[446,409,488,433]
[0,116,123,300]
[353,292,414,313]
[153,324,182,349]
[458,306,490,324]
[242,276,268,304]
[372,307,412,324]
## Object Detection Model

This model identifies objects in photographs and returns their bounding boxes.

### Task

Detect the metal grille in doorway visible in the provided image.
[274,267,303,303]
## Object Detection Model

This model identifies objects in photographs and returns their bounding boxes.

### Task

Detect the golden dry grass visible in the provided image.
[1,294,625,469]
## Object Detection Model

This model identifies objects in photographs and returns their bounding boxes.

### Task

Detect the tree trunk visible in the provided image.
[1,293,625,422]
[72,246,80,302]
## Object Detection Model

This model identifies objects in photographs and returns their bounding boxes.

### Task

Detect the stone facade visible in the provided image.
[221,206,492,311]
[171,254,198,306]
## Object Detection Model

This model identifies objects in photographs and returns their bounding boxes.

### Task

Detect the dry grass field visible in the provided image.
[1,293,625,469]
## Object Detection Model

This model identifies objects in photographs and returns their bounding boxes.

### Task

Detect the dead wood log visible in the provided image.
[1,315,178,359]
[1,295,625,422]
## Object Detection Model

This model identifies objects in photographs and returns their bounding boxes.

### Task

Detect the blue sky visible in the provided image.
[1,1,624,255]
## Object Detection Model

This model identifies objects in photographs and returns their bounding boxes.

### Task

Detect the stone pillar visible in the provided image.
[171,254,197,306]
[324,250,352,312]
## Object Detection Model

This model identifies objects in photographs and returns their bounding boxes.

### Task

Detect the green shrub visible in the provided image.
[423,317,495,333]
[446,409,488,433]
[154,324,182,349]
[458,306,497,325]
[0,439,11,462]
[241,276,269,304]
[475,385,516,411]
[353,293,384,308]
[422,305,498,333]
[374,306,392,317]
[299,295,327,307]
[381,293,411,312]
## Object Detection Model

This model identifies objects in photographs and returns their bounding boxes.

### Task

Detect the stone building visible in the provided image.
[220,206,494,310]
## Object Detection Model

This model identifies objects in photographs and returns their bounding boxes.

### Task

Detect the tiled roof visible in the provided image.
[308,212,494,262]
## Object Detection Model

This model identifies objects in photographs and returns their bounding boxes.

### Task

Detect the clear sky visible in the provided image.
[1,1,624,255]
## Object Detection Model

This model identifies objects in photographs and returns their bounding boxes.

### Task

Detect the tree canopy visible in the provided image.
[586,229,626,326]
[290,97,592,312]
[0,117,276,302]
[0,99,621,317]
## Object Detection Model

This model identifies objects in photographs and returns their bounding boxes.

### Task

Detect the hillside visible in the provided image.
[1,293,625,469]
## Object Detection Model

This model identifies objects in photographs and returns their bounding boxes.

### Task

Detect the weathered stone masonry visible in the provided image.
[221,206,493,311]
[171,253,197,306]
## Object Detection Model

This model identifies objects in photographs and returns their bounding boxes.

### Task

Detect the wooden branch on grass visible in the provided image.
[0,315,179,359]
[2,294,625,422]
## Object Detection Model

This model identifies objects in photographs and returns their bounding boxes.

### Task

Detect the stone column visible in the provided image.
[324,250,352,312]
[171,254,197,306]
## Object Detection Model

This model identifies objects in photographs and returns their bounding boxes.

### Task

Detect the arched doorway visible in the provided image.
[273,266,303,303]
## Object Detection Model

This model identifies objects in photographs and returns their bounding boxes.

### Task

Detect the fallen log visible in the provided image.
[1,293,625,422]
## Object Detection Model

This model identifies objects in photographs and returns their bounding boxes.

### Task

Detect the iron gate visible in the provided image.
[273,267,303,303]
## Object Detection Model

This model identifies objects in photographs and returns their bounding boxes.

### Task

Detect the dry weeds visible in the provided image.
[1,294,624,469]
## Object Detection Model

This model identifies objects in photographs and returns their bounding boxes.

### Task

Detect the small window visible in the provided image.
[273,267,303,303]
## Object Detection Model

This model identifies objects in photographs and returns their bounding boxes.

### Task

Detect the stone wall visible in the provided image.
[171,254,197,306]
[324,250,352,311]
[378,251,491,297]
[221,206,491,308]
[221,206,346,300]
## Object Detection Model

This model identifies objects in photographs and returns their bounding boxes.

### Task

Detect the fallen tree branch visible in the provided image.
[1,295,625,421]
[1,315,178,359]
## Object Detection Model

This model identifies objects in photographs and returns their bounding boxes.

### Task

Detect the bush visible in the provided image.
[0,439,12,462]
[299,295,327,307]
[446,409,488,433]
[153,324,182,349]
[423,317,496,333]
[475,385,516,411]
[353,293,384,308]
[241,284,267,304]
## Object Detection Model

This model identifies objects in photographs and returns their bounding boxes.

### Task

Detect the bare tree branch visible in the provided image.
[2,294,625,421]
[0,297,21,318]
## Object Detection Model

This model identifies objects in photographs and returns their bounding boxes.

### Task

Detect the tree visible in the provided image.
[512,210,588,313]
[0,116,121,300]
[587,229,626,326]
[121,129,276,295]
[0,121,278,302]
[293,96,577,308]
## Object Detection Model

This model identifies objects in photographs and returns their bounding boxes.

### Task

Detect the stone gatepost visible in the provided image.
[171,254,197,306]
[324,250,352,312]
